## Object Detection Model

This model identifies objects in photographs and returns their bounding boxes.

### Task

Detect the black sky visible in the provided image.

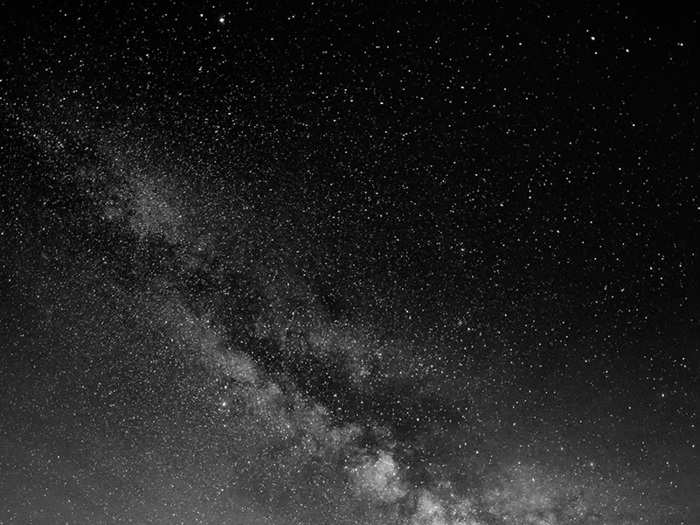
[0,2,698,524]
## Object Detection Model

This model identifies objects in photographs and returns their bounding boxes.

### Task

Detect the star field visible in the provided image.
[0,2,698,524]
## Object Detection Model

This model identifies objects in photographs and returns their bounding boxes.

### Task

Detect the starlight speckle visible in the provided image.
[0,3,696,525]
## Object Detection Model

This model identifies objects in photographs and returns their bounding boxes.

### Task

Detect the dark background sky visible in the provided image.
[0,1,698,524]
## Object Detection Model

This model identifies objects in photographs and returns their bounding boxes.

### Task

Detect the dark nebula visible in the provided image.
[0,2,697,524]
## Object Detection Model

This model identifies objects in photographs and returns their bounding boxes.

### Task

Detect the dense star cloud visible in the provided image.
[0,2,697,524]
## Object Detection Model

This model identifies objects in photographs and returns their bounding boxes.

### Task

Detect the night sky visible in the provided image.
[0,2,698,524]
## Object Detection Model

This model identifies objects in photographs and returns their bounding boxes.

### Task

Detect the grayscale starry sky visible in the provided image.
[0,2,698,524]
